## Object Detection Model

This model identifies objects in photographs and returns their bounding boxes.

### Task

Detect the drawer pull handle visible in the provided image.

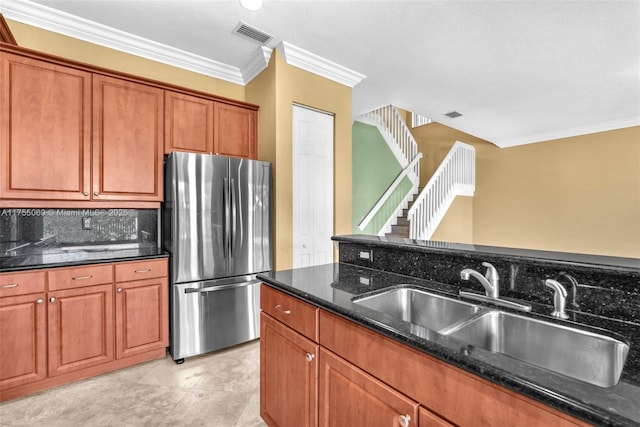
[399,414,411,427]
[275,304,291,315]
[135,269,151,273]
[1,283,19,288]
[72,275,92,280]
[306,353,315,362]
[116,287,123,293]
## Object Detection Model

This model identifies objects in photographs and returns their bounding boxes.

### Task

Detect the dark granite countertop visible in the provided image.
[258,263,640,427]
[0,243,168,272]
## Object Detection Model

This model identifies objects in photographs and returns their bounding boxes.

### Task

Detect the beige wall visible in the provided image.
[473,126,640,258]
[247,51,352,270]
[410,122,640,258]
[7,19,244,100]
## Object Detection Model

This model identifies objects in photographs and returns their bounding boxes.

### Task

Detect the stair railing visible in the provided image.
[358,105,419,183]
[408,141,475,240]
[357,153,422,234]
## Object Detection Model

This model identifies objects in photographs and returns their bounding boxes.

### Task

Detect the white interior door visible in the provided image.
[292,104,334,268]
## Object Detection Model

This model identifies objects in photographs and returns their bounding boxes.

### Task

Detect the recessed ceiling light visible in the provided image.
[240,0,262,11]
[444,111,463,119]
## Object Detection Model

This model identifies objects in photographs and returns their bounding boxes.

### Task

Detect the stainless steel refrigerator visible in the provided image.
[163,152,272,362]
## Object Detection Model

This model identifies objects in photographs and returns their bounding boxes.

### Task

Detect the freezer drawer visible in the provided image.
[171,277,260,360]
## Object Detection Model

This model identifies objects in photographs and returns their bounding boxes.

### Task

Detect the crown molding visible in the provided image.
[496,116,640,148]
[0,0,245,85]
[241,46,273,84]
[277,41,366,88]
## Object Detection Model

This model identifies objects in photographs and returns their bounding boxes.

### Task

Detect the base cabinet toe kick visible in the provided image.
[259,284,591,427]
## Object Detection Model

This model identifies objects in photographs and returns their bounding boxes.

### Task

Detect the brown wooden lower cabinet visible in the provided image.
[47,284,115,377]
[0,259,168,402]
[260,312,318,427]
[0,292,47,391]
[260,284,591,427]
[319,348,419,427]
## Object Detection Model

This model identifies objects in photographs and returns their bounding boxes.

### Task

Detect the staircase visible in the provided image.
[356,105,476,240]
[386,188,422,238]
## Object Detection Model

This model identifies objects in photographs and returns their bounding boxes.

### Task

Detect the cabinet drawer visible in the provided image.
[0,271,46,297]
[48,264,113,291]
[115,259,168,282]
[261,284,318,341]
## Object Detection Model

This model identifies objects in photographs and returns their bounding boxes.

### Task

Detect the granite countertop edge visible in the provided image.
[0,249,169,272]
[257,268,638,427]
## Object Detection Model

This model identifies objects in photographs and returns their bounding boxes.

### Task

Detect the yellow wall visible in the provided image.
[473,126,640,258]
[247,51,352,270]
[410,122,640,258]
[7,19,244,100]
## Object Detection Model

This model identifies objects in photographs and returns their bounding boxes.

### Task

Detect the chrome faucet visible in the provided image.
[544,279,569,319]
[460,262,500,298]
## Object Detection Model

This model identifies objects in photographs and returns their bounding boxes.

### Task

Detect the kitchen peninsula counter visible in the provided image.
[258,236,640,427]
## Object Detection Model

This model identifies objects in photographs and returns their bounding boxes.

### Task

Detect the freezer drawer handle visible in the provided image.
[184,280,260,294]
[72,275,92,280]
[275,304,291,315]
[1,283,19,288]
[135,269,151,273]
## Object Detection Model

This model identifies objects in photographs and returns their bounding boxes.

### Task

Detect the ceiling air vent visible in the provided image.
[445,111,463,119]
[233,22,273,45]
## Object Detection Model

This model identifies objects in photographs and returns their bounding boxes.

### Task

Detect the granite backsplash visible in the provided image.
[336,238,640,325]
[0,208,159,254]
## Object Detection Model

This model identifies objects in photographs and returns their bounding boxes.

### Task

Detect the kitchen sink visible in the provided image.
[442,310,630,387]
[353,287,482,332]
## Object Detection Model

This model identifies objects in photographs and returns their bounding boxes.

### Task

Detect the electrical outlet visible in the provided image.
[358,250,373,261]
[82,217,92,230]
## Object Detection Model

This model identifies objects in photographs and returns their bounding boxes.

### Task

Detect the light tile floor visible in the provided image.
[0,340,267,427]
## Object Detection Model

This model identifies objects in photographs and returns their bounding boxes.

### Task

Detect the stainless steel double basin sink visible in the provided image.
[353,286,629,388]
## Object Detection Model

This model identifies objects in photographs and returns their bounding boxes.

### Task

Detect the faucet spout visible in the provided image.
[460,262,499,298]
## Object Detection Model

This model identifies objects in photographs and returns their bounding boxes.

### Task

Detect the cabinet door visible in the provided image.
[0,53,91,201]
[115,276,168,359]
[165,91,214,154]
[0,293,46,391]
[260,312,318,427]
[47,284,114,377]
[93,75,164,201]
[213,102,257,159]
[319,348,419,427]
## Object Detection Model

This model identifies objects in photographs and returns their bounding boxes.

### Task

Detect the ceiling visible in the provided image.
[2,0,639,147]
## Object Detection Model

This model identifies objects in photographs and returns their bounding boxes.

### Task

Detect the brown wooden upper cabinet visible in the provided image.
[214,102,257,159]
[92,75,163,202]
[0,53,92,201]
[164,90,214,154]
[0,53,164,203]
[165,90,258,159]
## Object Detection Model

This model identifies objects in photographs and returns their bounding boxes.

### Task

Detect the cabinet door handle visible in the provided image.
[49,297,56,303]
[275,304,291,315]
[93,192,99,196]
[135,269,151,273]
[0,283,19,288]
[116,287,123,293]
[399,414,411,427]
[83,191,89,196]
[36,298,44,304]
[305,353,315,362]
[72,275,92,280]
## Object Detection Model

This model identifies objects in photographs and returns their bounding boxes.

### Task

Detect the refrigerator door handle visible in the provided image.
[230,178,238,257]
[223,177,230,259]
